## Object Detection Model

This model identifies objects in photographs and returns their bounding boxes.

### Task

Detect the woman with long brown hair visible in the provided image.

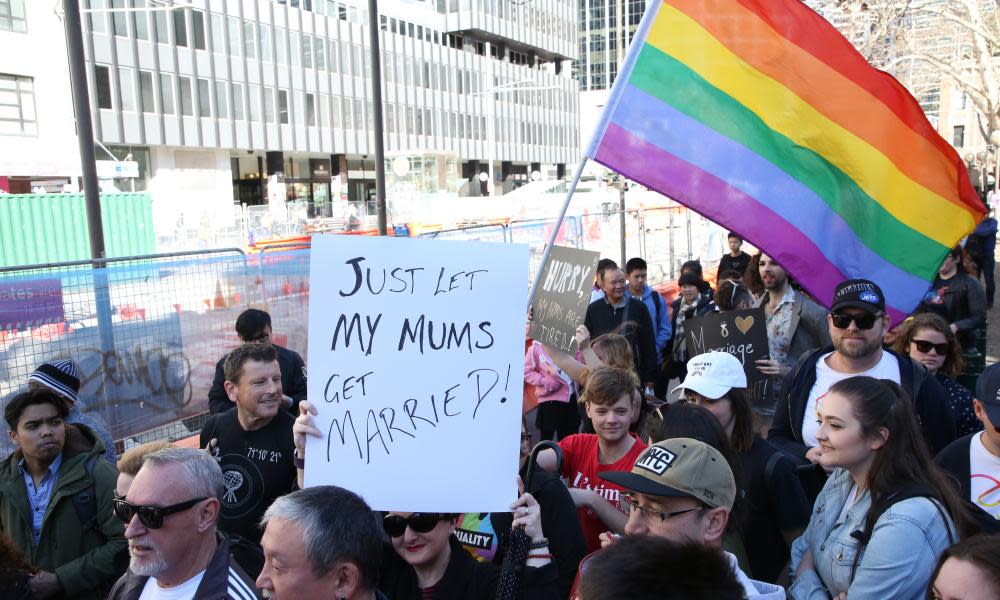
[790,376,975,599]
[0,531,35,600]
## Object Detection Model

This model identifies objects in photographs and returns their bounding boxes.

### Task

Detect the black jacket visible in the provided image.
[916,272,987,349]
[769,347,956,461]
[208,344,307,414]
[379,536,558,600]
[584,297,658,383]
[107,534,261,600]
[934,434,1000,532]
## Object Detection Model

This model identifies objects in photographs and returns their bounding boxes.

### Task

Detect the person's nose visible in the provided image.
[124,513,147,540]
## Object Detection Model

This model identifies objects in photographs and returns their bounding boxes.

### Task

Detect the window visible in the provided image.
[278,90,289,124]
[343,97,353,129]
[139,70,155,112]
[303,35,312,68]
[118,67,136,111]
[210,14,222,52]
[154,9,167,43]
[315,38,325,69]
[0,74,36,135]
[232,83,244,120]
[329,42,338,73]
[173,9,187,46]
[133,0,149,39]
[227,17,241,56]
[331,96,340,127]
[111,0,127,36]
[289,32,299,66]
[179,76,193,115]
[275,28,286,64]
[197,78,211,116]
[249,85,261,121]
[0,0,26,32]
[192,10,206,50]
[88,0,106,34]
[953,125,965,148]
[306,93,316,125]
[95,65,113,109]
[215,81,227,118]
[260,24,272,61]
[263,88,274,122]
[244,22,257,59]
[159,73,174,114]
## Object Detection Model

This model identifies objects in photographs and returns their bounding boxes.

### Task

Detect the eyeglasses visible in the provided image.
[248,332,270,343]
[830,311,880,330]
[911,339,950,356]
[113,497,207,529]
[382,513,448,537]
[622,493,702,523]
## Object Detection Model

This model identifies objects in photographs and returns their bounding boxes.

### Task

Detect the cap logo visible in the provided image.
[859,291,880,304]
[635,447,677,475]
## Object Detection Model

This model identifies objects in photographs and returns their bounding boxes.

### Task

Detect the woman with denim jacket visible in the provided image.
[789,377,975,599]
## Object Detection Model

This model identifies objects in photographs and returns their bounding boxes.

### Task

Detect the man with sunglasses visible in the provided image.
[576,438,784,598]
[107,447,262,599]
[208,308,307,415]
[769,279,956,489]
[0,388,126,600]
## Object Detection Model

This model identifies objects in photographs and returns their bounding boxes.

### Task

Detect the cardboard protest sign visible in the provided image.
[305,235,528,512]
[684,308,771,407]
[528,245,600,352]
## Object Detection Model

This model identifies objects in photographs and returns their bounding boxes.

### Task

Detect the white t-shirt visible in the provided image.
[137,570,206,600]
[969,432,1000,520]
[801,352,900,447]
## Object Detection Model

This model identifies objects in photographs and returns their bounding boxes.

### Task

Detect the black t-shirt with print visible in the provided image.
[719,251,751,278]
[740,436,812,583]
[200,408,296,542]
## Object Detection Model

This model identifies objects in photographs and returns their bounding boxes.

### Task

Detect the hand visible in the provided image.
[950,323,959,334]
[510,492,544,542]
[835,594,847,600]
[203,437,218,454]
[755,359,790,378]
[282,394,294,408]
[568,487,595,508]
[575,325,591,348]
[805,446,822,464]
[293,401,322,457]
[29,572,61,599]
[598,531,619,549]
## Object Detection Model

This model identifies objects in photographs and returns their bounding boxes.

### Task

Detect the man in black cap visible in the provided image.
[769,279,956,484]
[935,362,1000,525]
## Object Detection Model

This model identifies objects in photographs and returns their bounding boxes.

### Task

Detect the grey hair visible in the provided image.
[262,487,382,589]
[141,447,225,500]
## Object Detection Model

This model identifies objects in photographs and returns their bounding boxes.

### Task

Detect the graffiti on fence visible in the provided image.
[71,344,192,413]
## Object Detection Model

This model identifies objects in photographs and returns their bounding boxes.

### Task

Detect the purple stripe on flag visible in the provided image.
[593,122,911,322]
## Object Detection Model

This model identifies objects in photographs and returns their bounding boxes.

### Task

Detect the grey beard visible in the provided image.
[129,549,168,578]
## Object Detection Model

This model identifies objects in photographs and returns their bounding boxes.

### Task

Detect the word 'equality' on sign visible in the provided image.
[305,235,528,512]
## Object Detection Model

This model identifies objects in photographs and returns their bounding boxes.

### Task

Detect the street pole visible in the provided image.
[368,0,388,235]
[618,182,626,266]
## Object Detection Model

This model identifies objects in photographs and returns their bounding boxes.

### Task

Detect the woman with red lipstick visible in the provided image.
[377,492,558,599]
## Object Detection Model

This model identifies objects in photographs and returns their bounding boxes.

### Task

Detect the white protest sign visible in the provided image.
[304,235,529,512]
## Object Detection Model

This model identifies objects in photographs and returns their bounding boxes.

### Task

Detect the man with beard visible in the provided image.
[201,344,297,544]
[768,280,956,490]
[751,254,830,421]
[107,447,261,599]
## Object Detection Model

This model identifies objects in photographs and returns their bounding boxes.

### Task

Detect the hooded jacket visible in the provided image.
[768,347,956,461]
[0,424,126,600]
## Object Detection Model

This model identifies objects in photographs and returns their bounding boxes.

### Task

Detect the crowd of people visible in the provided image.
[2,227,1000,599]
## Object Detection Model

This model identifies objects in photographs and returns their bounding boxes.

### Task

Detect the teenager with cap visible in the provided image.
[597,437,784,598]
[769,279,956,499]
[935,362,1000,525]
[28,359,117,464]
[675,352,810,584]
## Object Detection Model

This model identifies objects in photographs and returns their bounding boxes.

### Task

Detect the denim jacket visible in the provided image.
[789,469,955,600]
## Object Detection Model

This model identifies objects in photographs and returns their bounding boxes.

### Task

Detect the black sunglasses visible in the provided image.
[113,497,207,529]
[911,339,950,356]
[383,513,447,537]
[830,312,880,330]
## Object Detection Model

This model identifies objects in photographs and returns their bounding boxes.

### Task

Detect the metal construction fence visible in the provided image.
[0,206,725,454]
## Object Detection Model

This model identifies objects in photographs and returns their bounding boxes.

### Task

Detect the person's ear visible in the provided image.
[196,498,220,533]
[701,506,729,545]
[869,427,890,451]
[8,429,17,446]
[224,380,239,403]
[326,561,364,599]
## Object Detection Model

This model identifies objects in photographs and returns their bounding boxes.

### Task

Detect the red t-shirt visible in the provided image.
[558,433,647,552]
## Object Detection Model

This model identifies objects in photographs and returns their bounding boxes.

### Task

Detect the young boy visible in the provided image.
[538,366,647,551]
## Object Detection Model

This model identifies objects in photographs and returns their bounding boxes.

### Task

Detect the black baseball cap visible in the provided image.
[975,363,1000,424]
[830,279,885,314]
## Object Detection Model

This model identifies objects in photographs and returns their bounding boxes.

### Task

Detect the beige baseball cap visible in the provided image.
[600,438,736,510]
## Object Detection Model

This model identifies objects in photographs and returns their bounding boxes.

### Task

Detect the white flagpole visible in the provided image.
[526,157,589,312]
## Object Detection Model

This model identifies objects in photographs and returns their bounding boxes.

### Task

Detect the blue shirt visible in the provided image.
[18,452,63,545]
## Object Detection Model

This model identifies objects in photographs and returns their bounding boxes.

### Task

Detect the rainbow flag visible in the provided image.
[585,0,985,323]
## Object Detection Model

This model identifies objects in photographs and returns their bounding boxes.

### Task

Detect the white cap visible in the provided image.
[671,351,747,399]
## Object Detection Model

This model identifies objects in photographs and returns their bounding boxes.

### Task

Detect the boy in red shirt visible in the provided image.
[538,366,647,551]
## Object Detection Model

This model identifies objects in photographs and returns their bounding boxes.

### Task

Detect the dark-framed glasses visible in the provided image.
[622,493,702,523]
[113,497,207,529]
[911,339,949,356]
[830,312,880,330]
[382,513,448,537]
